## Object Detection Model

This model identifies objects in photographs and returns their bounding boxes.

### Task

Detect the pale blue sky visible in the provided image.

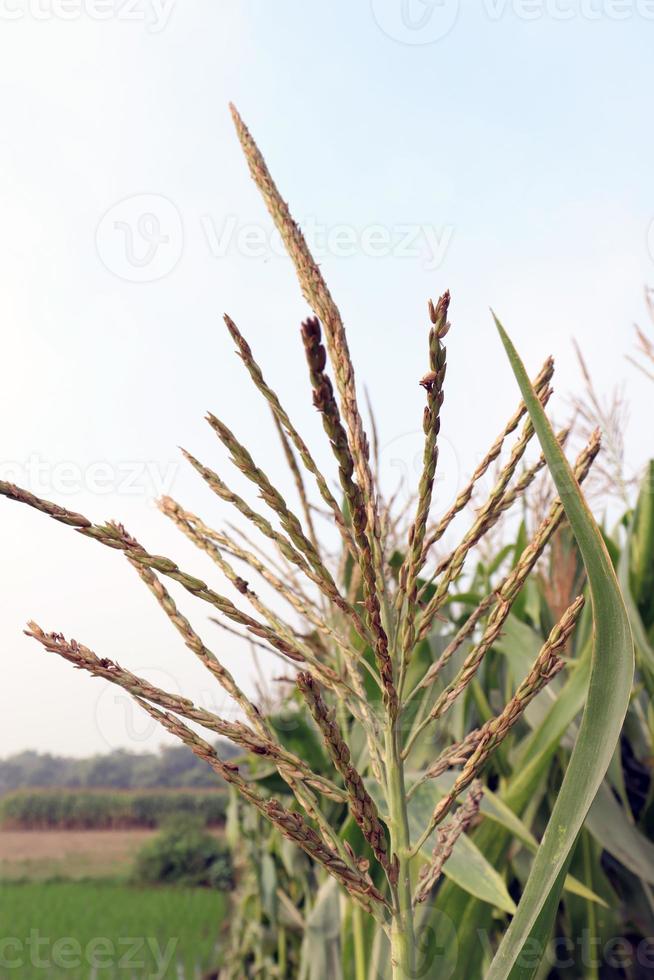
[1,1,653,754]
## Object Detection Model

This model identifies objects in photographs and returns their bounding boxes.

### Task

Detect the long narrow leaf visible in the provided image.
[586,781,654,883]
[486,317,634,979]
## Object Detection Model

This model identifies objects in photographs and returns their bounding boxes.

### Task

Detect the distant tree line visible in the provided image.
[0,743,239,795]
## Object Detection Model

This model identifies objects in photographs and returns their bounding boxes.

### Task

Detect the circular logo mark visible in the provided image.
[379,430,461,516]
[371,0,460,44]
[93,666,182,750]
[96,193,183,283]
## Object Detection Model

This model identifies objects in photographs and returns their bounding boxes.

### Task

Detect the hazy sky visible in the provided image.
[1,1,653,756]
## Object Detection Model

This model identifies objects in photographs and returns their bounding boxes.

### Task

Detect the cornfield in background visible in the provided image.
[0,109,635,979]
[0,789,227,830]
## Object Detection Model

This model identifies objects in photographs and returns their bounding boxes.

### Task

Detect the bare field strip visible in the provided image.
[0,828,157,879]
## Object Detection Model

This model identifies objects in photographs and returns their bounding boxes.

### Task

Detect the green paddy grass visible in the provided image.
[0,881,226,978]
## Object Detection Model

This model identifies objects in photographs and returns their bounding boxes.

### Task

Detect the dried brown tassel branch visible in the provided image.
[131,698,390,923]
[24,623,344,805]
[223,313,357,560]
[229,104,384,605]
[180,449,358,623]
[398,292,450,681]
[421,356,554,555]
[297,671,392,877]
[0,106,601,978]
[301,314,397,717]
[411,595,585,856]
[628,288,654,381]
[416,382,555,631]
[414,780,484,905]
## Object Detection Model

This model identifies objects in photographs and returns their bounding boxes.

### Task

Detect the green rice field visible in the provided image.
[0,881,226,978]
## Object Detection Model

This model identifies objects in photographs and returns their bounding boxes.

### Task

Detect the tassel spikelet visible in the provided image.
[414,781,483,905]
[301,315,397,717]
[297,671,391,872]
[398,292,450,675]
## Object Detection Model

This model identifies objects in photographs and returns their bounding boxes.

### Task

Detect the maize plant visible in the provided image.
[0,108,634,978]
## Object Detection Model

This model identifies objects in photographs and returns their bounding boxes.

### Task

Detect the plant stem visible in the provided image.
[352,903,367,980]
[385,725,416,979]
[277,926,287,977]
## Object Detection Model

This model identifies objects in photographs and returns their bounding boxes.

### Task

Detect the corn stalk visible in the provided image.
[0,108,633,979]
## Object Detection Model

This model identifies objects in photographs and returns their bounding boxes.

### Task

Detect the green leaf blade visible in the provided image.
[486,317,634,979]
